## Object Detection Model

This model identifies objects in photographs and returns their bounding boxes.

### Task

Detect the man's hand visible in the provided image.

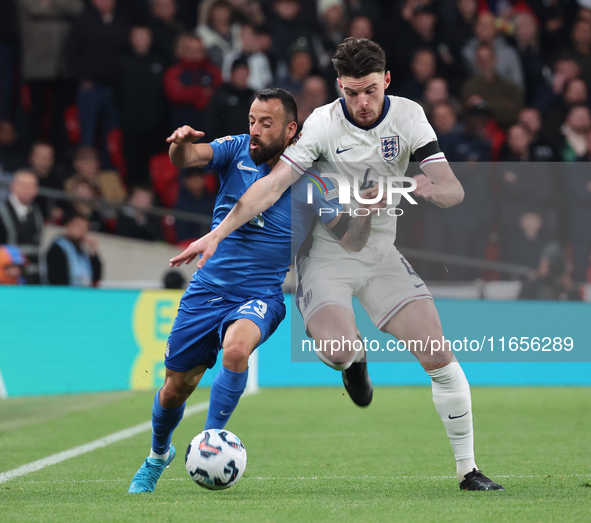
[413,173,435,201]
[167,126,212,167]
[358,185,388,213]
[170,231,219,269]
[166,126,204,145]
[338,186,388,252]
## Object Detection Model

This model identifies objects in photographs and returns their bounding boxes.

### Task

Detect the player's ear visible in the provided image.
[286,121,298,141]
[384,71,391,90]
[337,78,344,95]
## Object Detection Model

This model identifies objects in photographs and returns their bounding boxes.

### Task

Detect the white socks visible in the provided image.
[427,362,478,480]
[150,449,170,461]
[316,348,354,370]
[316,341,364,371]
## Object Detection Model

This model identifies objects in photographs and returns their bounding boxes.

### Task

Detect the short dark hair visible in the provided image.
[332,37,386,78]
[254,88,298,124]
[63,210,90,226]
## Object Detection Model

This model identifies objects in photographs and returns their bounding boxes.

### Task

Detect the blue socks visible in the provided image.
[151,389,185,455]
[204,366,248,430]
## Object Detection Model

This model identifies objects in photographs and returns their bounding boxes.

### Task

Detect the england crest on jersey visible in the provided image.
[380,136,399,161]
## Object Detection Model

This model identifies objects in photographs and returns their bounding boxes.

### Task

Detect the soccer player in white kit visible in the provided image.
[172,38,504,491]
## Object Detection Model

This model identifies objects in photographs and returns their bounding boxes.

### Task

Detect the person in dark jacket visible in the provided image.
[174,168,216,241]
[116,186,162,241]
[44,211,102,286]
[0,169,44,283]
[119,25,168,186]
[205,57,254,138]
[65,0,129,152]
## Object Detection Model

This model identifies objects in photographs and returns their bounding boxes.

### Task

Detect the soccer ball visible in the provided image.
[185,429,247,490]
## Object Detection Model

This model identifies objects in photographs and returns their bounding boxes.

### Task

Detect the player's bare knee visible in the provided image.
[222,342,251,372]
[159,382,189,408]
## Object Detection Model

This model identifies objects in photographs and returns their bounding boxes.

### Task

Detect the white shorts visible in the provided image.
[296,247,433,331]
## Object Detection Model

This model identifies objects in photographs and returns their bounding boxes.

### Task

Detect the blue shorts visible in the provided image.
[165,282,286,372]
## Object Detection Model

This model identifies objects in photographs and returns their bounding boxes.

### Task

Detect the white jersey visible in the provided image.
[281,95,446,262]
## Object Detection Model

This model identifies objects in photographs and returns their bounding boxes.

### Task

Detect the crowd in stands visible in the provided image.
[0,0,590,294]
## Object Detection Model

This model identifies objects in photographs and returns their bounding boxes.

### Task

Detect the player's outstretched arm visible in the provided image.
[328,186,387,252]
[170,159,296,269]
[414,161,465,208]
[167,126,213,168]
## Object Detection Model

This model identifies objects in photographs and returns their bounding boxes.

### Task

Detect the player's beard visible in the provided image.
[249,131,286,165]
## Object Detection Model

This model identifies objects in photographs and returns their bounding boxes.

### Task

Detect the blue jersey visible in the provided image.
[196,134,340,300]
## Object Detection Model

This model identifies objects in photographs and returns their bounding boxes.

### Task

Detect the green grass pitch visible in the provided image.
[1,386,590,522]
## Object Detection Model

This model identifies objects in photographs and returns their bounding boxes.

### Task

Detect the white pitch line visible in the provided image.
[0,391,256,485]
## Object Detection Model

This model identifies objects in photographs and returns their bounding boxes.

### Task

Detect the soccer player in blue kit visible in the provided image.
[129,89,385,493]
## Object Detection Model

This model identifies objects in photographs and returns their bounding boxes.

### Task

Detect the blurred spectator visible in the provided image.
[556,105,591,161]
[276,43,315,96]
[511,12,544,104]
[430,102,460,151]
[0,0,19,123]
[385,1,440,88]
[397,48,437,102]
[499,123,532,161]
[296,75,329,126]
[568,158,591,282]
[317,0,347,65]
[519,242,580,301]
[440,0,478,59]
[462,44,523,129]
[65,146,126,204]
[119,26,168,187]
[164,34,222,131]
[0,169,43,283]
[174,168,215,241]
[65,0,130,161]
[43,211,102,286]
[149,0,184,66]
[222,24,273,91]
[542,77,589,149]
[420,77,462,116]
[116,186,162,241]
[441,103,492,162]
[347,0,381,28]
[533,56,581,116]
[507,210,549,269]
[462,11,524,92]
[497,160,554,262]
[163,269,186,289]
[206,58,254,138]
[518,108,556,161]
[0,120,24,172]
[65,179,105,232]
[230,0,265,27]
[196,0,241,67]
[0,244,27,285]
[569,19,591,87]
[349,16,373,40]
[27,141,65,220]
[267,0,320,63]
[17,0,83,161]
